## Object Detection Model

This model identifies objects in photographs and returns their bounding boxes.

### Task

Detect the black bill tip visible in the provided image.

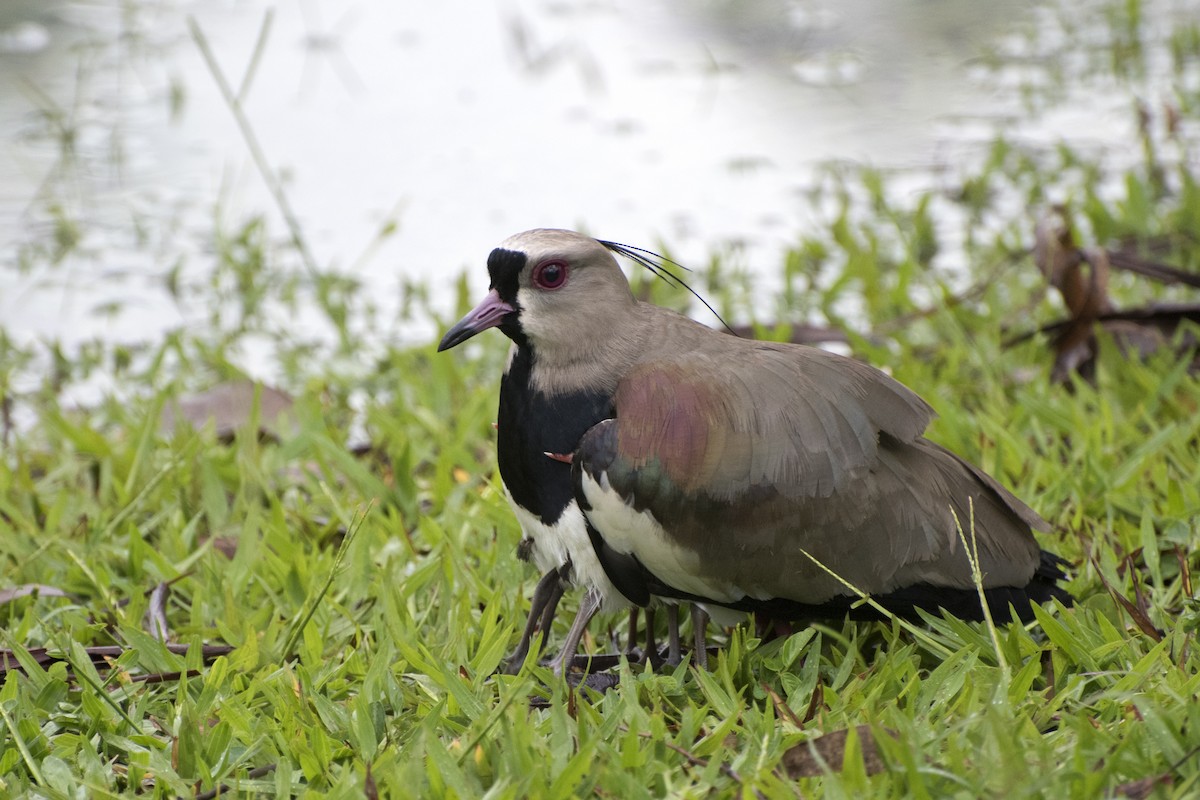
[437,289,516,352]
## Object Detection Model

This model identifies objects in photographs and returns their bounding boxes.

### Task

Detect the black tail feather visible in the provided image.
[649,549,1073,625]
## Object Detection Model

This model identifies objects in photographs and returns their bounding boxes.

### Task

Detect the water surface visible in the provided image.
[1,0,1193,354]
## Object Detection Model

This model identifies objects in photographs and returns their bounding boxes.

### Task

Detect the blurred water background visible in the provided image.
[1,0,1196,357]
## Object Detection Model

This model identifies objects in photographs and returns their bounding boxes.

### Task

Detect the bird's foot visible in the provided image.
[568,670,621,693]
[528,670,620,707]
[561,651,625,672]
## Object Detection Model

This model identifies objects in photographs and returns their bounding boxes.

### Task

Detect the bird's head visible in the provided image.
[437,229,637,357]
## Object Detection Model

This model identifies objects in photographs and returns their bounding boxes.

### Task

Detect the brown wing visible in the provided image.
[575,343,1044,606]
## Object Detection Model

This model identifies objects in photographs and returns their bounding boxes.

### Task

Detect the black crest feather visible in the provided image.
[597,239,737,335]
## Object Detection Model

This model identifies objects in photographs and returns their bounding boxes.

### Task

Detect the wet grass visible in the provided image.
[4,0,1200,797]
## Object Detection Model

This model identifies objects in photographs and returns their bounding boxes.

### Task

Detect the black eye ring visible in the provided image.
[532,260,569,290]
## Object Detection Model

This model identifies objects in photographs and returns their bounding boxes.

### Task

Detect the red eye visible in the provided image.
[532,260,568,290]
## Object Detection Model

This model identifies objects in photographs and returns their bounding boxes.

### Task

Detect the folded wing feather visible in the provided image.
[576,342,1044,606]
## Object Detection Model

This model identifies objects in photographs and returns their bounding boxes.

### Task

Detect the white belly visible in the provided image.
[578,470,750,608]
[507,493,627,612]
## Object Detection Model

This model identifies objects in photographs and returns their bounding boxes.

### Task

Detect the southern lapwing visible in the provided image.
[440,228,1071,673]
[438,235,643,675]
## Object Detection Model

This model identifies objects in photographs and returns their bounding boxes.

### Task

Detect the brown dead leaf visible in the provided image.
[364,761,378,800]
[146,582,171,642]
[1023,306,1200,375]
[1109,250,1200,289]
[0,584,71,604]
[161,380,294,441]
[1175,546,1192,598]
[204,535,240,559]
[1031,209,1200,383]
[1047,244,1112,384]
[1034,207,1081,291]
[779,725,893,778]
[802,677,825,724]
[1091,557,1164,641]
[1033,207,1110,319]
[1114,774,1173,799]
[761,682,805,729]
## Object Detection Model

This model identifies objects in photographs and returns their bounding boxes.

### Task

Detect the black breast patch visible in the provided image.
[498,346,614,526]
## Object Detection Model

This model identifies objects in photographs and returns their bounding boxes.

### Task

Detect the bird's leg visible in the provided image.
[552,589,602,677]
[640,606,657,665]
[690,604,709,670]
[505,568,566,674]
[666,604,682,666]
[613,608,647,663]
[625,607,640,654]
[535,562,572,647]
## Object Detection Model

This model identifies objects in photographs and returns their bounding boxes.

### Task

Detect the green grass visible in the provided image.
[4,1,1200,797]
[3,165,1199,797]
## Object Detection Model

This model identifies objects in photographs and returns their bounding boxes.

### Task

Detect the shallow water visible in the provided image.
[0,0,1195,355]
